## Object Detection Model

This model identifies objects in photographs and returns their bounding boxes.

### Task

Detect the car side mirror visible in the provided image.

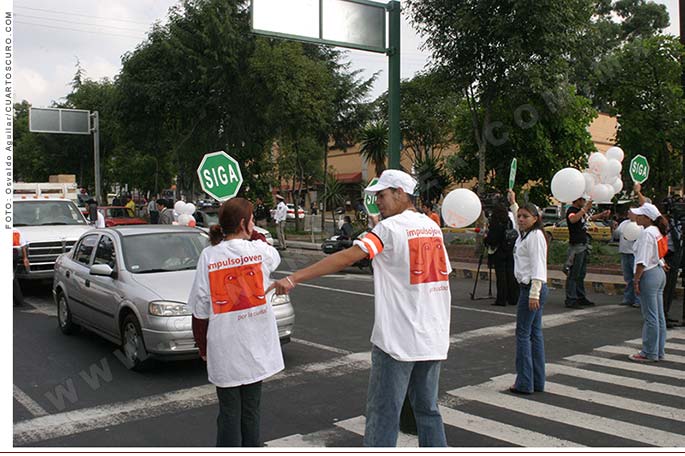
[90,264,115,277]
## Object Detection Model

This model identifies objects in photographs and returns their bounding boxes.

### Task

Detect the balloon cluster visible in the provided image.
[441,188,482,228]
[173,201,197,227]
[551,146,625,203]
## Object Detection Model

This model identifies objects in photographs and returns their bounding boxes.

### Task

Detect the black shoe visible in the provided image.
[578,298,595,307]
[491,302,506,306]
[565,301,583,309]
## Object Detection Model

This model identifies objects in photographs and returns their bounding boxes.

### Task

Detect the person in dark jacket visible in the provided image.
[485,203,519,306]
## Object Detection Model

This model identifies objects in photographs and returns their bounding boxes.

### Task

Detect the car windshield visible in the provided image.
[106,208,132,218]
[13,201,88,226]
[122,232,209,273]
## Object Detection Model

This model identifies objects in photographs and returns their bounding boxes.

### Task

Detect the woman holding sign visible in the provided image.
[507,190,548,394]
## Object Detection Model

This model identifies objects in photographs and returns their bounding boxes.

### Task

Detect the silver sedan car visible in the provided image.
[52,225,295,370]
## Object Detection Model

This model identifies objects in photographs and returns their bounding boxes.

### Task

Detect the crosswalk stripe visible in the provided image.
[437,406,584,447]
[625,341,685,352]
[594,345,685,364]
[542,380,685,421]
[13,385,48,417]
[546,363,685,398]
[447,375,685,447]
[266,433,325,447]
[335,416,418,447]
[565,355,685,379]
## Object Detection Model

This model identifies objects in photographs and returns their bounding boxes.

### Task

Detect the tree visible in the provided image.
[447,86,597,208]
[598,35,685,200]
[321,173,345,234]
[407,0,594,195]
[359,121,388,177]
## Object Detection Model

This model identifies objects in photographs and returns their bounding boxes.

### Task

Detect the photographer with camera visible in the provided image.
[663,196,684,328]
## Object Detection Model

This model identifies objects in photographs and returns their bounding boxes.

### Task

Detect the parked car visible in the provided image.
[52,225,294,370]
[193,209,274,246]
[13,198,93,280]
[98,206,148,227]
[542,206,562,226]
[544,219,612,242]
[287,204,306,220]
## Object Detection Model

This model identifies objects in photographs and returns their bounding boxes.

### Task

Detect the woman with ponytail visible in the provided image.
[628,203,669,362]
[187,197,283,446]
[507,190,548,395]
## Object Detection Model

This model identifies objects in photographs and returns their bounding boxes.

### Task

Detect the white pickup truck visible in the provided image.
[13,198,94,280]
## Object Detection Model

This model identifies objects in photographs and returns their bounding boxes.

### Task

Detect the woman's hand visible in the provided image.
[507,189,516,205]
[528,298,540,311]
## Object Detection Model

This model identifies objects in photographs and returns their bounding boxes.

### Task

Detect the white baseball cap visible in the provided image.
[630,203,661,221]
[365,170,417,195]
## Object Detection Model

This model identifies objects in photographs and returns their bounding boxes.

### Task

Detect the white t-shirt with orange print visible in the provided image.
[188,239,284,388]
[355,210,452,362]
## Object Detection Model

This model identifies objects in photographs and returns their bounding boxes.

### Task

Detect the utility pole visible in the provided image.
[680,0,684,192]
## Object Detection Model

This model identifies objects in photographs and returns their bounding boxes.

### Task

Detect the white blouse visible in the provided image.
[633,225,662,273]
[514,229,548,285]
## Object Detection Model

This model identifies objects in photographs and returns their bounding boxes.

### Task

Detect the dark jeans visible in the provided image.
[493,252,518,305]
[215,381,262,447]
[663,252,682,316]
[565,243,588,303]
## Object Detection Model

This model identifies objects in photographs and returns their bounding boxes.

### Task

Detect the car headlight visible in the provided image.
[148,301,191,317]
[270,293,290,306]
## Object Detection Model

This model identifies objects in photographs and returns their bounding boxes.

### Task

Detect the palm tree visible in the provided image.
[360,121,388,177]
[322,174,346,234]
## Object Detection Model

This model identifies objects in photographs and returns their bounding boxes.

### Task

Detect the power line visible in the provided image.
[15,5,158,25]
[15,20,145,40]
[15,13,150,33]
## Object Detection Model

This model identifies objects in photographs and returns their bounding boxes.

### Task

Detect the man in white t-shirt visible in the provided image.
[268,170,452,447]
[273,195,288,250]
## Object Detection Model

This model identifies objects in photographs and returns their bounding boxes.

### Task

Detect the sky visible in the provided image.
[14,0,682,108]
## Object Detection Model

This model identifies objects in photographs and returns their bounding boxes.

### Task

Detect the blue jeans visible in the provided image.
[620,253,640,305]
[565,244,588,303]
[364,346,447,447]
[514,283,548,393]
[638,267,667,360]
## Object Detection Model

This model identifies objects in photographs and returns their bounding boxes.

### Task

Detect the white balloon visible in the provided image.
[590,183,613,203]
[181,203,196,215]
[601,158,621,182]
[582,171,596,195]
[177,214,192,226]
[551,168,585,203]
[174,201,186,213]
[611,177,623,194]
[441,189,482,228]
[622,221,642,241]
[606,146,624,163]
[588,152,608,175]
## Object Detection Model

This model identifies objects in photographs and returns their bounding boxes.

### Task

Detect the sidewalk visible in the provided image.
[283,240,683,298]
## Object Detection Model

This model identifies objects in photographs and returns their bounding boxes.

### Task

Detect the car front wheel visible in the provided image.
[57,293,78,335]
[121,314,150,371]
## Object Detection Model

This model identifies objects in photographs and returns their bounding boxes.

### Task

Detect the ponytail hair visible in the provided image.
[654,215,669,236]
[209,224,224,246]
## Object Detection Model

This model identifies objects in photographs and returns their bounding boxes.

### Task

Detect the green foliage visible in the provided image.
[414,155,451,206]
[597,35,685,199]
[359,121,388,177]
[448,86,597,207]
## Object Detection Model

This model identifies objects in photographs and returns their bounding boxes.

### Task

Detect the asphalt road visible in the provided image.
[13,252,685,448]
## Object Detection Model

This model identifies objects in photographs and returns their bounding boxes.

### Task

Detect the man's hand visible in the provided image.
[266,276,296,295]
[529,298,540,311]
[23,256,30,271]
[634,281,641,296]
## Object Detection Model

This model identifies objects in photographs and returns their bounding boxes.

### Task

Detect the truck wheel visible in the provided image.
[120,314,150,371]
[57,293,78,335]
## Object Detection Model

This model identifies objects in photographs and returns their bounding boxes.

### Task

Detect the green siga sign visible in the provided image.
[629,154,649,184]
[364,178,380,216]
[197,151,243,201]
[508,158,517,190]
